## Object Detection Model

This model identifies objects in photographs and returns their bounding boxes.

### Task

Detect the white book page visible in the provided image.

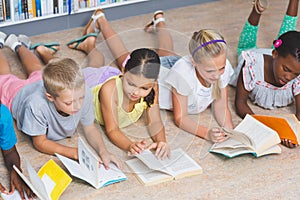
[162,148,202,178]
[284,115,300,142]
[40,174,55,197]
[13,163,49,200]
[78,137,99,187]
[55,153,95,187]
[211,138,252,150]
[210,146,254,158]
[254,145,281,157]
[135,149,202,177]
[125,158,172,185]
[1,190,31,200]
[135,150,172,176]
[25,160,50,200]
[97,163,127,188]
[235,115,280,153]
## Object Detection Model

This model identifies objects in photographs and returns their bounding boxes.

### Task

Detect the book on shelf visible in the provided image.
[252,114,300,145]
[209,114,282,158]
[125,148,203,186]
[56,137,127,189]
[0,0,4,21]
[1,159,72,200]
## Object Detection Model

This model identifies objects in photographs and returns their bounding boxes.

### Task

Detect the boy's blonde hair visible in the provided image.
[189,29,227,99]
[43,58,85,98]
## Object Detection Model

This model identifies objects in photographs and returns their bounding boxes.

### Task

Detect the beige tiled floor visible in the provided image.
[1,0,300,199]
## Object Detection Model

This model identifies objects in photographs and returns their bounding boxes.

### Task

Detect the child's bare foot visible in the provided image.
[83,9,105,35]
[253,0,268,14]
[144,10,166,33]
[35,44,59,55]
[67,33,97,54]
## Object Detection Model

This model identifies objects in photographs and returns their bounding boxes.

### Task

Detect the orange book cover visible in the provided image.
[252,114,300,145]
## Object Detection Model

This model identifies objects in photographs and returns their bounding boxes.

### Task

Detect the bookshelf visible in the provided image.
[0,0,210,36]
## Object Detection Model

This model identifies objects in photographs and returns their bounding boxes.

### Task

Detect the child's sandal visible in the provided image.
[82,8,105,35]
[0,31,7,48]
[144,10,165,33]
[252,0,268,14]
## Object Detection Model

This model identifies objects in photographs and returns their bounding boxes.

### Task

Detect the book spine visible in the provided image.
[31,0,36,17]
[0,0,4,22]
[47,0,53,15]
[62,0,67,13]
[58,0,63,13]
[40,0,46,15]
[53,0,58,14]
[35,0,41,16]
[27,0,33,18]
[23,0,29,19]
[4,0,11,21]
[18,0,25,20]
[13,0,18,20]
[67,0,71,14]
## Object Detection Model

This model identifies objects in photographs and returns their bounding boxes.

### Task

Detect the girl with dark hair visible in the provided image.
[65,9,173,159]
[229,0,300,148]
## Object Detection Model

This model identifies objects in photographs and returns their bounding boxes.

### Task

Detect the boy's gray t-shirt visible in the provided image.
[11,80,94,141]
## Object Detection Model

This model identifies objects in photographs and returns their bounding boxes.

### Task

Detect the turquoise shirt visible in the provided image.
[0,104,17,150]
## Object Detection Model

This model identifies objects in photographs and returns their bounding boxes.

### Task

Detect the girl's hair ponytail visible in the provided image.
[124,48,160,107]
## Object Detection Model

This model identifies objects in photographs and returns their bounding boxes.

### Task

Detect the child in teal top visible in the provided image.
[0,103,35,199]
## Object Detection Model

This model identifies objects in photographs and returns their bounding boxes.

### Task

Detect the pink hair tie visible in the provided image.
[274,39,282,48]
[122,54,131,68]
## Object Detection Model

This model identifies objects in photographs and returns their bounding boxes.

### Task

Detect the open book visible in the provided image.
[1,159,72,200]
[125,148,202,186]
[209,114,282,158]
[56,137,127,189]
[253,114,300,145]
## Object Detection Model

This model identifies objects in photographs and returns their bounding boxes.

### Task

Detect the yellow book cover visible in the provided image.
[38,159,72,200]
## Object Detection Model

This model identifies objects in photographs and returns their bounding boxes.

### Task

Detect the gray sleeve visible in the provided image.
[20,104,48,136]
[80,86,95,126]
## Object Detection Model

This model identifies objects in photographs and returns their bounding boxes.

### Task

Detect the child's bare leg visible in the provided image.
[94,13,129,69]
[248,1,265,26]
[35,46,58,65]
[17,46,43,75]
[68,30,105,67]
[0,50,11,75]
[286,0,299,17]
[154,13,175,57]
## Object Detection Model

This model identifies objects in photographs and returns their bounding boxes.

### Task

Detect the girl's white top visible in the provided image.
[158,55,233,114]
[229,48,300,109]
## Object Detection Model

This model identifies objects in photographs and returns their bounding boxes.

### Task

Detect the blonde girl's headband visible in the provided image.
[192,39,226,57]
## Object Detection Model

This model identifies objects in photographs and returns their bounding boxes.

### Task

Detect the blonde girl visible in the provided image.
[158,29,234,143]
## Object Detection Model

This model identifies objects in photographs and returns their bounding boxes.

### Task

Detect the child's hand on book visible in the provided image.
[146,141,171,160]
[99,150,123,170]
[128,140,147,156]
[0,182,8,194]
[208,127,227,143]
[281,139,299,148]
[10,169,36,199]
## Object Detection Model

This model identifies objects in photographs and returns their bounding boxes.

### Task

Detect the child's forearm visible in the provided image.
[214,107,234,129]
[32,135,78,159]
[106,129,133,151]
[150,128,167,143]
[83,124,109,154]
[175,114,209,139]
[2,146,21,171]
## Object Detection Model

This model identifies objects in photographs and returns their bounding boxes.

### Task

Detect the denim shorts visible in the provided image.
[160,55,180,69]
